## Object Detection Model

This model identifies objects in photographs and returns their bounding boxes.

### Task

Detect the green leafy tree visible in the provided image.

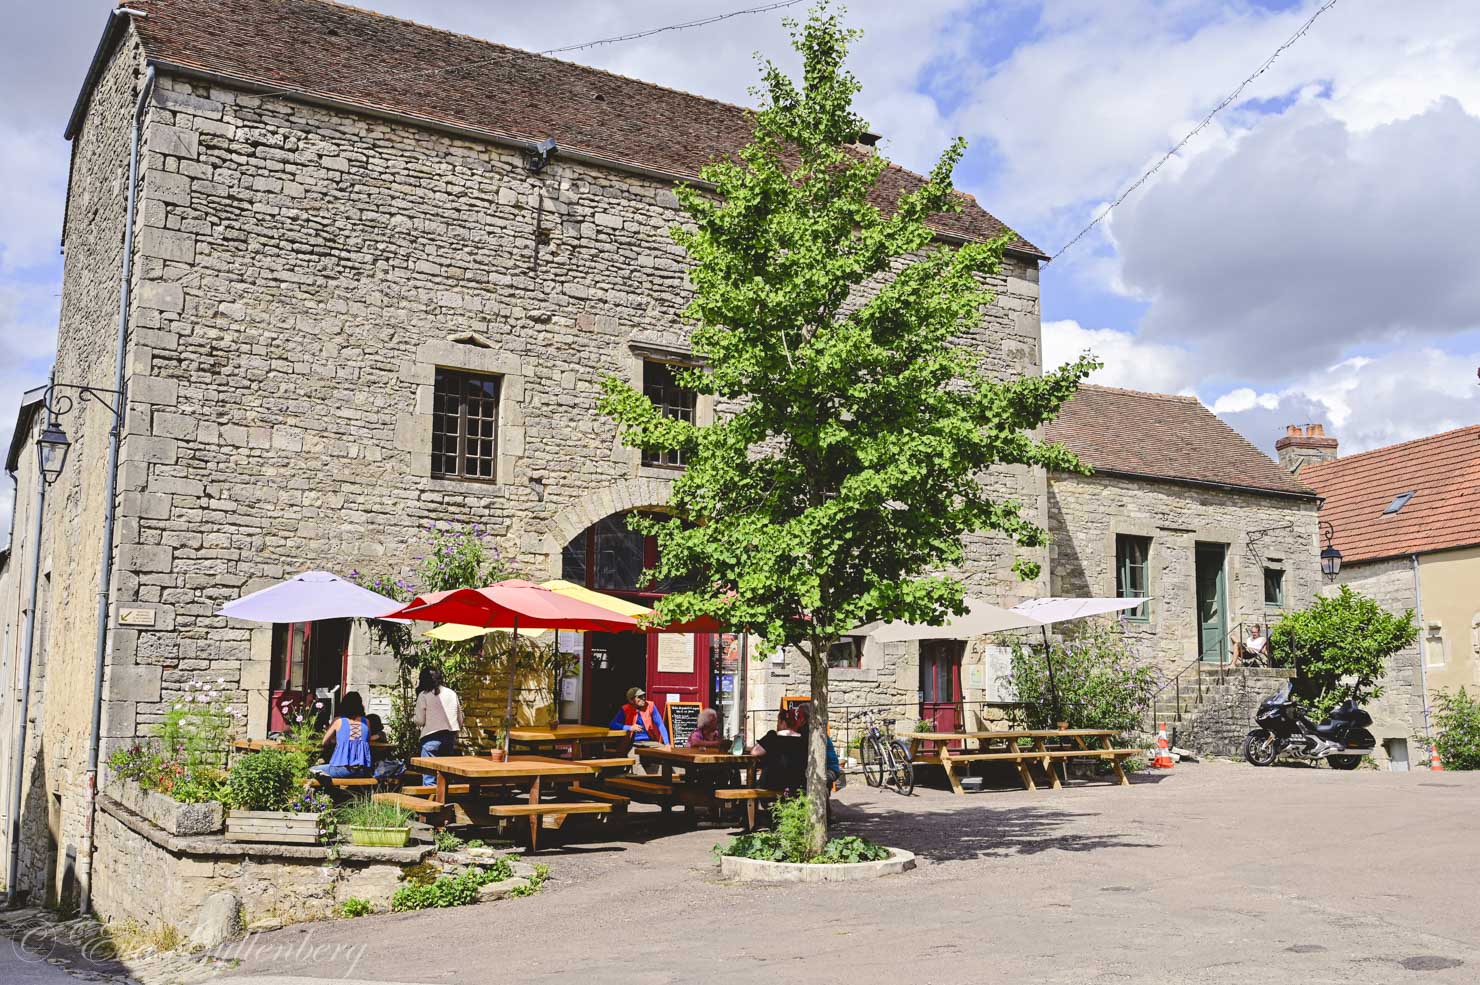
[599,5,1094,851]
[1430,688,1480,770]
[1004,623,1159,735]
[1270,585,1418,719]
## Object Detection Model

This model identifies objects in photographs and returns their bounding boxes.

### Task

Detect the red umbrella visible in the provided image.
[380,580,642,752]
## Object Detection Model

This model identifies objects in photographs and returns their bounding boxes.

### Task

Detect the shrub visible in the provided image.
[1270,586,1418,719]
[715,796,890,865]
[225,749,299,811]
[336,795,414,829]
[106,679,240,803]
[434,831,466,853]
[389,858,514,911]
[1002,623,1158,734]
[339,897,373,918]
[1431,688,1480,770]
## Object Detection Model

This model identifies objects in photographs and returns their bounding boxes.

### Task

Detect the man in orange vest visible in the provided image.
[610,687,670,744]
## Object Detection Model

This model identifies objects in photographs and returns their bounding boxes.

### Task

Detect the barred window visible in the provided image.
[431,368,500,480]
[1115,534,1151,621]
[641,360,695,468]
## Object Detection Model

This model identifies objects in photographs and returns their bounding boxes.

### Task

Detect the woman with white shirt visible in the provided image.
[413,666,463,785]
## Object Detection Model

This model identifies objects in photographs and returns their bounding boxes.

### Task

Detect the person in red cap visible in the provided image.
[610,686,669,745]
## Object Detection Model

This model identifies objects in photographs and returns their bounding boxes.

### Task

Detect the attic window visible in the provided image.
[1383,491,1414,515]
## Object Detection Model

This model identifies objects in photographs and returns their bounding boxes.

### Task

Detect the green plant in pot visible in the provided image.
[337,795,414,848]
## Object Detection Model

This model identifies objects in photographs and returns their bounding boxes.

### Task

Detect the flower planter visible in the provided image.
[225,810,330,845]
[719,847,916,883]
[348,825,410,848]
[110,779,224,836]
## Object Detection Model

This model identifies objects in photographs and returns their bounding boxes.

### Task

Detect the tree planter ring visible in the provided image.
[348,825,411,848]
[719,847,915,883]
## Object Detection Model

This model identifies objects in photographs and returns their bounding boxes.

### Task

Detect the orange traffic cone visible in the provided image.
[1430,746,1444,771]
[1152,724,1175,769]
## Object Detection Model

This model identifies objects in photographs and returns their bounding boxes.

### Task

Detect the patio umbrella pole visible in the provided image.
[503,614,520,756]
[1041,625,1062,726]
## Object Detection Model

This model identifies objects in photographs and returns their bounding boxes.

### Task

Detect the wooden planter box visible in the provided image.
[225,810,330,845]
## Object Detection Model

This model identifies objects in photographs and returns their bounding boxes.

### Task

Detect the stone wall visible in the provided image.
[1046,472,1320,677]
[1324,556,1427,757]
[1174,669,1294,757]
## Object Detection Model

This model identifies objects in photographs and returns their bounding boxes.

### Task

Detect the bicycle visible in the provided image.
[857,712,914,796]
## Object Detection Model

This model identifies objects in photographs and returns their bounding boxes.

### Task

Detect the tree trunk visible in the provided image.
[804,649,830,857]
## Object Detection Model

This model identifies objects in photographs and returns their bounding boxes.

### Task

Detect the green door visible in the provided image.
[1195,543,1228,663]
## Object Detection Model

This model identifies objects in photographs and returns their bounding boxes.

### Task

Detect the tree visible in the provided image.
[599,4,1094,852]
[1270,585,1419,719]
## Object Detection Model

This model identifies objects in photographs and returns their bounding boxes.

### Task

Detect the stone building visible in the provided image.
[0,0,1049,907]
[1296,424,1480,768]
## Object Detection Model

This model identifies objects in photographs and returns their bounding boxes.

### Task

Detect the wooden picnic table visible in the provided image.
[503,724,630,759]
[636,745,761,786]
[409,754,599,849]
[907,729,1137,795]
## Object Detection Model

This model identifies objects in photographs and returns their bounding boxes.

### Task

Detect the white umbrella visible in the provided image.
[217,570,404,623]
[850,597,1040,643]
[1009,597,1150,725]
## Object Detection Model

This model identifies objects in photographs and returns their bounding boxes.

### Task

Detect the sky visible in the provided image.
[2,0,1477,538]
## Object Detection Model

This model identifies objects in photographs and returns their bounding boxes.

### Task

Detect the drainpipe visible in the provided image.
[1412,554,1432,743]
[5,420,47,905]
[76,62,154,916]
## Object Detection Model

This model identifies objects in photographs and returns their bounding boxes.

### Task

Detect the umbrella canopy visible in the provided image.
[380,580,640,632]
[219,570,403,623]
[850,597,1040,643]
[422,581,649,641]
[1010,596,1148,625]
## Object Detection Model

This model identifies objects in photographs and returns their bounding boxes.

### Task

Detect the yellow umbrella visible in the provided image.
[423,623,548,642]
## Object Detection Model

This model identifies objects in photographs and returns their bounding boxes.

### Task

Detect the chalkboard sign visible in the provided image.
[667,702,704,748]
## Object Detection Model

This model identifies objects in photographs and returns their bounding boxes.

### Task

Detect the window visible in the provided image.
[431,368,500,480]
[1263,567,1285,608]
[1383,491,1415,515]
[1115,534,1151,620]
[828,637,863,669]
[641,360,695,468]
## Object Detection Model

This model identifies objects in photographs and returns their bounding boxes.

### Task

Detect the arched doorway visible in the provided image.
[561,512,740,736]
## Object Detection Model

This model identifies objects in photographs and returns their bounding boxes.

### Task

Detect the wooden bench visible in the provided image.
[397,783,471,797]
[602,776,675,798]
[573,757,637,774]
[372,791,453,825]
[307,776,379,791]
[568,784,631,807]
[487,800,615,850]
[714,788,786,829]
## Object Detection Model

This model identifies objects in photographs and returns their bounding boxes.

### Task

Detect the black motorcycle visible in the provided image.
[1244,682,1376,770]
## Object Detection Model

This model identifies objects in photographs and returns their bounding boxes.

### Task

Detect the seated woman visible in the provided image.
[749,708,806,795]
[687,708,729,750]
[309,691,374,782]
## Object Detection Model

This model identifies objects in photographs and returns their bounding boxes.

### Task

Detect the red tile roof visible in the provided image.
[1299,425,1480,563]
[86,0,1041,257]
[1043,385,1316,498]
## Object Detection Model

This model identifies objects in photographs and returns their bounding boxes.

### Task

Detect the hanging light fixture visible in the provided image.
[36,422,71,486]
[1319,520,1342,580]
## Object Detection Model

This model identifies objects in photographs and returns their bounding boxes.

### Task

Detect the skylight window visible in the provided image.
[1383,491,1415,515]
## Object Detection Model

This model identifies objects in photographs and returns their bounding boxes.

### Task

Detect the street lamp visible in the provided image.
[36,422,71,485]
[1319,520,1342,580]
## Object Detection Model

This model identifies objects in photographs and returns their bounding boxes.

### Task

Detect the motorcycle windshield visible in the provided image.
[1271,682,1292,703]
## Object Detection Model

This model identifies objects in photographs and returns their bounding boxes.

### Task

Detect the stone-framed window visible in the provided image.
[431,368,501,481]
[1115,534,1151,621]
[1263,567,1285,608]
[396,336,525,484]
[641,359,696,468]
[827,637,864,669]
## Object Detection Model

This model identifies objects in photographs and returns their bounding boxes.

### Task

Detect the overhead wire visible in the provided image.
[1051,0,1341,261]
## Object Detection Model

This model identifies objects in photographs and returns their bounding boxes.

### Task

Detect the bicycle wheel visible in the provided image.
[860,735,885,787]
[888,739,915,796]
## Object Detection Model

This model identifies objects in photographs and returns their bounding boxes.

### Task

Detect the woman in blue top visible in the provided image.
[310,691,374,780]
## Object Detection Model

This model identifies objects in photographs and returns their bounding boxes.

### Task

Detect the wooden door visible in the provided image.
[647,633,710,724]
[1196,543,1229,662]
[919,640,964,733]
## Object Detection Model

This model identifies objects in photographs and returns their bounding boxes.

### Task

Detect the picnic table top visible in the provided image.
[409,755,594,778]
[908,729,1119,742]
[637,745,760,767]
[505,725,627,742]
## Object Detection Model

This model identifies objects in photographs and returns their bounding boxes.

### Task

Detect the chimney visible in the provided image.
[1275,423,1339,473]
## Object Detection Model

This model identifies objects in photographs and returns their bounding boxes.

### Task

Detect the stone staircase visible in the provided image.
[1148,663,1296,757]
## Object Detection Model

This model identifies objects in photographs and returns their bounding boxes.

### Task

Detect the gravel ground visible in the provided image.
[62,761,1480,985]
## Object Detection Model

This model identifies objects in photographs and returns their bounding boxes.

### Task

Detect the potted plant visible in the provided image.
[224,749,330,844]
[338,795,414,848]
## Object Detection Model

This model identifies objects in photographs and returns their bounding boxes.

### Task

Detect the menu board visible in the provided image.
[667,702,703,748]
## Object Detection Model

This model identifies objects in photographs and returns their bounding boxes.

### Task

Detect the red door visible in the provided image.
[920,640,964,734]
[646,633,711,727]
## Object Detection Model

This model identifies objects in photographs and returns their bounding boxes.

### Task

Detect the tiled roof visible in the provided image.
[87,0,1042,257]
[1299,425,1480,563]
[1043,385,1316,498]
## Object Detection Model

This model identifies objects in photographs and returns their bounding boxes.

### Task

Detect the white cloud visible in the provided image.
[1041,318,1199,394]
